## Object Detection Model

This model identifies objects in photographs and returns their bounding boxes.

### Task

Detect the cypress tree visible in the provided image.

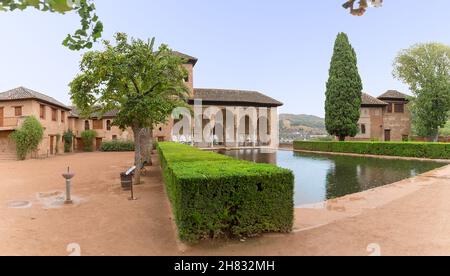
[325,32,363,141]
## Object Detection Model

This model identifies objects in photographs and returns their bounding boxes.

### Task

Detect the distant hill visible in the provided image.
[279,114,328,143]
[279,114,326,131]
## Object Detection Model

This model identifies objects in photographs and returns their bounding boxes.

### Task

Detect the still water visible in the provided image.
[216,149,444,206]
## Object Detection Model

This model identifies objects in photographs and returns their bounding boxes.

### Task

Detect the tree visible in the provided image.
[10,116,44,160]
[0,0,103,50]
[325,33,363,141]
[342,0,383,16]
[393,43,450,142]
[81,130,97,152]
[70,33,189,184]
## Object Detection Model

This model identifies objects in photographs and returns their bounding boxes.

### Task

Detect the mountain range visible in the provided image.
[279,114,327,142]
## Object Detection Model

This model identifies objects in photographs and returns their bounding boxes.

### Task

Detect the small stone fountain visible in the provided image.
[62,167,75,205]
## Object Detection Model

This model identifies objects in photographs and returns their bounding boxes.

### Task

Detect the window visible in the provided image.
[14,106,22,116]
[61,111,65,123]
[51,108,57,121]
[84,120,90,130]
[40,105,46,119]
[112,135,118,141]
[93,119,103,130]
[361,124,366,134]
[394,103,405,113]
[387,103,393,113]
[106,120,112,131]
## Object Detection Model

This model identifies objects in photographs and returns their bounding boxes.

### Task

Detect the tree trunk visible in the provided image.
[132,126,143,185]
[432,130,440,143]
[140,128,153,166]
[338,136,346,142]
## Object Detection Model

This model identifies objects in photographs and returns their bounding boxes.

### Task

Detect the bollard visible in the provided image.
[62,167,75,205]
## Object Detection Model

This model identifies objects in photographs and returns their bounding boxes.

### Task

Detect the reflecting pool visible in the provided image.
[216,149,445,206]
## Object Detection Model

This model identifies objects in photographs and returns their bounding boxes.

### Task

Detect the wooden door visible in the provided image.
[76,138,83,151]
[0,107,3,127]
[385,130,391,142]
[49,136,54,155]
[96,138,103,151]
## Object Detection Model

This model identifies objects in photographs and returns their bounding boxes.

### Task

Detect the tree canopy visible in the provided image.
[325,32,363,141]
[342,0,383,16]
[10,116,44,160]
[393,43,450,141]
[70,32,190,183]
[0,0,103,50]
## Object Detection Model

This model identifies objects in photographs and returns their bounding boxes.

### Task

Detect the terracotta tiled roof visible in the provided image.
[378,90,409,100]
[362,92,388,106]
[0,86,70,110]
[171,51,198,66]
[192,88,283,107]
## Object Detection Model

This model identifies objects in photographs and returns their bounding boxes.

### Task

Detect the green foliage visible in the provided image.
[294,141,450,159]
[81,130,97,152]
[440,120,450,136]
[63,130,74,153]
[310,136,335,142]
[100,140,135,152]
[157,142,294,242]
[70,32,190,183]
[325,33,363,141]
[9,116,44,160]
[0,0,103,50]
[394,43,450,141]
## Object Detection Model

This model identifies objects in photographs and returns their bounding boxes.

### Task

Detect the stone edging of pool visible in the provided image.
[291,149,450,163]
[292,162,450,234]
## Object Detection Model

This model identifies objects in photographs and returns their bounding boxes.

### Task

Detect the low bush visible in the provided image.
[63,130,74,153]
[81,130,97,152]
[10,116,44,160]
[294,141,450,159]
[157,142,294,242]
[100,140,135,152]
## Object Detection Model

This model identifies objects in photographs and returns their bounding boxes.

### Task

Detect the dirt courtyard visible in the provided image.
[0,152,449,256]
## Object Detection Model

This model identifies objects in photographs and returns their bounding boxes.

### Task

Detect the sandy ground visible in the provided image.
[0,152,449,256]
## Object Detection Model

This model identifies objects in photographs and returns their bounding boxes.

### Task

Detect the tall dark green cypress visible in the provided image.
[325,32,363,141]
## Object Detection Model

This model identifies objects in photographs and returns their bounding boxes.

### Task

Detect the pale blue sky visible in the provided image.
[1,0,449,117]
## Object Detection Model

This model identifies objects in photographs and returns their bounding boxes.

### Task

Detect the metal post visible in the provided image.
[129,180,136,201]
[63,167,75,205]
[65,178,73,204]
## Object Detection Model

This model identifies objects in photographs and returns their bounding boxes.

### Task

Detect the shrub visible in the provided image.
[10,116,44,160]
[157,142,294,242]
[63,130,74,153]
[294,141,450,159]
[81,130,97,152]
[100,140,135,152]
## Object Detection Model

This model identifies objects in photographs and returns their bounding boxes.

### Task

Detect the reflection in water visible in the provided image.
[217,150,444,206]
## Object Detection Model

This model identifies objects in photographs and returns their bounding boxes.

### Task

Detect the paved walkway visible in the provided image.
[0,152,449,256]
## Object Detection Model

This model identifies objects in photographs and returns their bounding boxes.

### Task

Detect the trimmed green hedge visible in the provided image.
[100,140,135,152]
[294,141,450,159]
[157,142,294,242]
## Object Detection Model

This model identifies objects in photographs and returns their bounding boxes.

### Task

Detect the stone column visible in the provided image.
[270,107,279,149]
